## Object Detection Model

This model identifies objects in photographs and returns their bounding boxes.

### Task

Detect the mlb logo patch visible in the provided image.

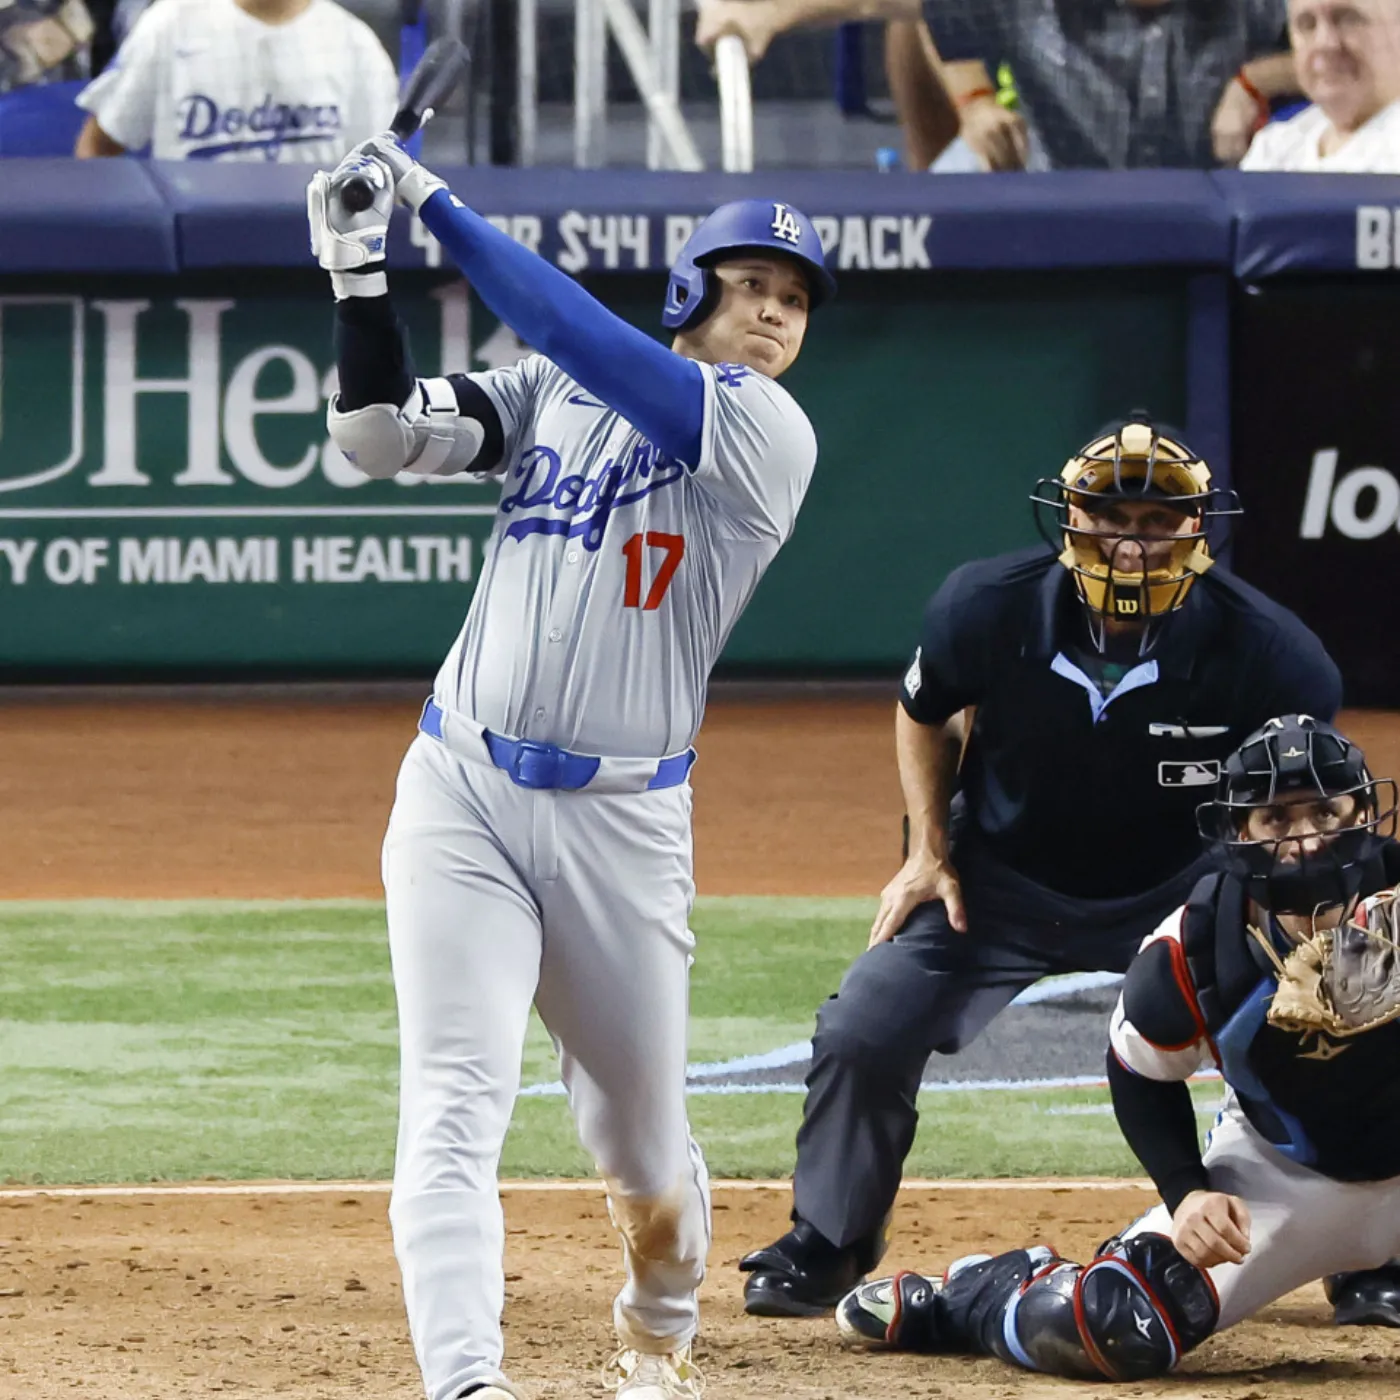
[1158,760,1221,788]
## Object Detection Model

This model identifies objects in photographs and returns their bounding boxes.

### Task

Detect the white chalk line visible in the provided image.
[0,974,1160,1203]
[524,972,1131,1097]
[522,1070,1222,1098]
[0,1177,1155,1201]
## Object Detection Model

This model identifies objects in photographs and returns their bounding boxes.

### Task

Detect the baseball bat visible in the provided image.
[338,34,473,214]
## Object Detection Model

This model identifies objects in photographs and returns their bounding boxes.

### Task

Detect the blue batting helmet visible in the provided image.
[662,198,836,331]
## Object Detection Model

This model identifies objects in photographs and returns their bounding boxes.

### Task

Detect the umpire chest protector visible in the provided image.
[1178,854,1400,1181]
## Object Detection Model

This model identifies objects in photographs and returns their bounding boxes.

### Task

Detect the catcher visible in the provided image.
[834,714,1400,1380]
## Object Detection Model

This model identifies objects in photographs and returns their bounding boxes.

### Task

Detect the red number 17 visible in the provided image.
[621,531,685,610]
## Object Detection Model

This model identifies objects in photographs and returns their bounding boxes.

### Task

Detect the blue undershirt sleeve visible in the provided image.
[418,189,705,464]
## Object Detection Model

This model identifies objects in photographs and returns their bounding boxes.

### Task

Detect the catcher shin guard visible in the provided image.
[835,1248,1058,1355]
[1000,1234,1218,1381]
[835,1270,948,1350]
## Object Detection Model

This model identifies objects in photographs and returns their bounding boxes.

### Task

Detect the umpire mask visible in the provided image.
[1031,413,1241,654]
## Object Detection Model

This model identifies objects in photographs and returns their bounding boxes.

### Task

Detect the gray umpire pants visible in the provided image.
[792,833,1211,1252]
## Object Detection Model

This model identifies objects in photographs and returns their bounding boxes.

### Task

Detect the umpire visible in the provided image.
[740,413,1347,1315]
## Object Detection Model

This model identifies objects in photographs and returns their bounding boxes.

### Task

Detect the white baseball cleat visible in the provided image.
[603,1344,704,1398]
[460,1379,522,1399]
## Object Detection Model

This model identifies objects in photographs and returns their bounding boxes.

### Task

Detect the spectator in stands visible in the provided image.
[1242,0,1400,168]
[696,0,1299,169]
[883,16,959,169]
[0,1,94,92]
[74,0,397,162]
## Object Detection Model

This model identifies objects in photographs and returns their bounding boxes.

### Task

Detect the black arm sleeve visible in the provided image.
[333,294,506,474]
[334,294,415,411]
[1107,1049,1210,1215]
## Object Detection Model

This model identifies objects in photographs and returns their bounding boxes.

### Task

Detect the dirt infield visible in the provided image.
[2,1183,1397,1400]
[7,689,1400,901]
[0,686,901,900]
[3,689,1400,1396]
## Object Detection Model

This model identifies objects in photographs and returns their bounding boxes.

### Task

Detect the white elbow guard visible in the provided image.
[327,376,488,479]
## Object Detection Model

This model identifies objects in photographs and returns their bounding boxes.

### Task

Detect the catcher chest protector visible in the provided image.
[661,199,836,331]
[1183,859,1400,1179]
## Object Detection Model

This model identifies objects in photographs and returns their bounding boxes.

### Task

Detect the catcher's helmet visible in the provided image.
[662,199,836,332]
[1030,411,1242,653]
[1197,715,1397,914]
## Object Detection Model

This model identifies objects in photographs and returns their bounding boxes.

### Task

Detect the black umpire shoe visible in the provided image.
[739,1219,871,1317]
[1327,1265,1400,1327]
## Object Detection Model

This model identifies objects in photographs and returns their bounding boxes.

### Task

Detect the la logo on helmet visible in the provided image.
[770,203,803,246]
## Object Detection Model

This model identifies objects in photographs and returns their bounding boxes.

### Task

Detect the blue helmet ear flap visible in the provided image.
[661,199,835,332]
[662,262,713,332]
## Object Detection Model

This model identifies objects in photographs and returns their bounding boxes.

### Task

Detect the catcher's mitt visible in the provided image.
[1250,889,1400,1038]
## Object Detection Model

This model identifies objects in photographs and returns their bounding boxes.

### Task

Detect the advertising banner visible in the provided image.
[0,277,496,672]
[1231,278,1400,705]
[0,269,1187,676]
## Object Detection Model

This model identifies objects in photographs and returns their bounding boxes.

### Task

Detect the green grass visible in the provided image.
[0,899,1208,1184]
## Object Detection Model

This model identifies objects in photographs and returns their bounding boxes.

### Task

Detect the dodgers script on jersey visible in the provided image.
[78,0,396,162]
[434,357,817,758]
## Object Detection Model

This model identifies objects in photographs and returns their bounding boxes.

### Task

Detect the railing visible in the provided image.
[520,0,753,171]
[715,33,754,173]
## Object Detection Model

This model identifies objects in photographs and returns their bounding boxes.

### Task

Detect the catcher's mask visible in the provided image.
[1030,412,1242,654]
[1197,715,1398,916]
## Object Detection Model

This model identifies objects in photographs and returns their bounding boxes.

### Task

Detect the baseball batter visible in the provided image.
[834,715,1400,1379]
[75,0,396,161]
[305,136,835,1400]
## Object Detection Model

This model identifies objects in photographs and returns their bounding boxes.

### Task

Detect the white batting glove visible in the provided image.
[307,152,393,299]
[351,133,449,213]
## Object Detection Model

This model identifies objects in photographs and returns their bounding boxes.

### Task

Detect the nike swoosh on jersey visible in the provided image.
[566,391,607,408]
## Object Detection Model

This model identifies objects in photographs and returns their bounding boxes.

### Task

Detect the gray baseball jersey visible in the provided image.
[433,356,818,758]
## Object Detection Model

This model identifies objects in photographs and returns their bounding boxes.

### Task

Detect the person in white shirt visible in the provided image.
[1243,0,1400,169]
[74,0,396,162]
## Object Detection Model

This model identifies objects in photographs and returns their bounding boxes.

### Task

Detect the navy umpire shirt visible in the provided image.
[900,546,1341,899]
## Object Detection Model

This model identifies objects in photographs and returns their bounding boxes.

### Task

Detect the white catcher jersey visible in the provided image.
[78,0,397,162]
[435,357,818,759]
